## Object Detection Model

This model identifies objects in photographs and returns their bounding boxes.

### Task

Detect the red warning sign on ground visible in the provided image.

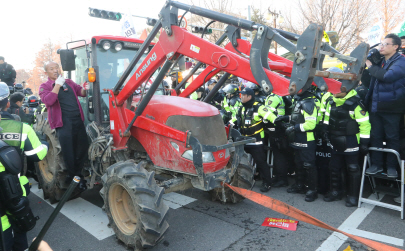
[261,218,298,231]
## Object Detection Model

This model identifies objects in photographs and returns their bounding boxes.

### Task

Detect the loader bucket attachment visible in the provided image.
[289,24,324,95]
[340,42,369,93]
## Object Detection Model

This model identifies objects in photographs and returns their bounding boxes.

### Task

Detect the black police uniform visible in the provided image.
[237,95,271,191]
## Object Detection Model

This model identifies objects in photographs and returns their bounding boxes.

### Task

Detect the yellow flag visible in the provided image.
[323,31,330,43]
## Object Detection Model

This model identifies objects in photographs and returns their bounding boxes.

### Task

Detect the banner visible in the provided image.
[396,21,405,37]
[120,13,137,38]
[367,21,383,46]
[261,218,298,231]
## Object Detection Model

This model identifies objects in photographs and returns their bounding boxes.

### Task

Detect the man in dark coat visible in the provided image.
[365,34,405,178]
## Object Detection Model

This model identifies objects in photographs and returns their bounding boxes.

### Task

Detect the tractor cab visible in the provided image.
[62,36,160,126]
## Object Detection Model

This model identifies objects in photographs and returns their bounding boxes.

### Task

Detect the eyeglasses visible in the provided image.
[380,43,394,47]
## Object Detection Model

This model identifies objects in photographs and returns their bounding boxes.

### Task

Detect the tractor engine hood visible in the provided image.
[132,95,219,124]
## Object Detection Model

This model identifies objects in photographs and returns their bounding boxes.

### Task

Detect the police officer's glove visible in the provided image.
[55,75,65,86]
[322,131,330,144]
[360,138,370,156]
[274,115,290,124]
[284,125,294,136]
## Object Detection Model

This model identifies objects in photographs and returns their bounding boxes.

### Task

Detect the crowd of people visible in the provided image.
[170,33,405,206]
[0,29,404,250]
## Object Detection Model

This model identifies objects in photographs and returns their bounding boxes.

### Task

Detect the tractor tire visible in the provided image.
[210,152,255,203]
[102,160,169,250]
[34,112,68,204]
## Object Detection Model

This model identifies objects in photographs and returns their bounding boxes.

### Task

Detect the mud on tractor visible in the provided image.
[34,0,368,249]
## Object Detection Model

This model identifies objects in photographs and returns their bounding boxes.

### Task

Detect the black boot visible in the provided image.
[287,183,307,194]
[346,164,361,207]
[304,162,318,202]
[324,168,343,202]
[305,190,318,202]
[287,166,306,193]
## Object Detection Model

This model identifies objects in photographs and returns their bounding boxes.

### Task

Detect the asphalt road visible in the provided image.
[26,178,404,251]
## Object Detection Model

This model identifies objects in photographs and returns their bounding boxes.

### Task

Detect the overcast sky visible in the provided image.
[1,0,291,70]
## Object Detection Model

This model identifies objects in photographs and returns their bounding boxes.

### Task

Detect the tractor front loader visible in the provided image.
[34,1,369,249]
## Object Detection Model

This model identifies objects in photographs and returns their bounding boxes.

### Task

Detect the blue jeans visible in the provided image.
[370,112,402,170]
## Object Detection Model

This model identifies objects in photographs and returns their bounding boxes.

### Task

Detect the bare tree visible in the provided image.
[283,0,374,53]
[189,0,235,43]
[27,39,61,95]
[379,0,405,36]
[15,69,31,85]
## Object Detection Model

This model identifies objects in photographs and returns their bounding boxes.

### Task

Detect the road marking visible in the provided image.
[340,227,404,247]
[163,192,197,209]
[316,193,387,251]
[30,183,115,240]
[29,181,197,240]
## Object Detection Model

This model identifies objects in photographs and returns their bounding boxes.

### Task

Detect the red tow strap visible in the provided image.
[225,184,404,251]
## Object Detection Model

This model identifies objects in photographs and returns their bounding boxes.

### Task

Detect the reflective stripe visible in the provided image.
[349,111,355,115]
[360,134,370,138]
[300,124,305,132]
[269,107,276,111]
[264,111,273,120]
[325,112,330,116]
[292,142,308,147]
[22,133,27,141]
[321,109,326,112]
[356,116,369,122]
[344,147,359,152]
[323,121,329,125]
[267,128,276,131]
[246,141,263,145]
[24,144,48,156]
[305,117,316,120]
[253,112,259,117]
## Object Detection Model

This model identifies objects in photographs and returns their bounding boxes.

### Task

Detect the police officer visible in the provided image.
[258,92,290,187]
[222,84,242,125]
[205,79,223,109]
[237,88,271,192]
[275,89,320,202]
[245,82,267,103]
[13,84,24,94]
[0,57,16,87]
[0,82,48,251]
[322,88,370,207]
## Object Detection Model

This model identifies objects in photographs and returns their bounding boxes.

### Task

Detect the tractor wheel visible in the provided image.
[34,112,68,204]
[210,152,255,203]
[102,160,169,250]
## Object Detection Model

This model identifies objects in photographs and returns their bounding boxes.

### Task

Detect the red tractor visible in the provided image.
[34,1,368,249]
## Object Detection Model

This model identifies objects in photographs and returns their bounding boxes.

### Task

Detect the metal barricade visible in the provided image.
[358,147,404,219]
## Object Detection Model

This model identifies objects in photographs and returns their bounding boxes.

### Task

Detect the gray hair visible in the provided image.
[43,61,59,71]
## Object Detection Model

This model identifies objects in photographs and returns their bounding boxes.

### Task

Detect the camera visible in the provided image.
[367,48,383,65]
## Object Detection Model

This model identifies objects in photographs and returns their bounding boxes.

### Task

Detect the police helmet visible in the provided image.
[24,88,33,95]
[0,82,10,101]
[206,79,217,87]
[28,95,39,107]
[245,82,260,91]
[14,83,24,93]
[222,84,239,94]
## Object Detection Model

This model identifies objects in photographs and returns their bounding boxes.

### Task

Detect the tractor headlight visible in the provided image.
[114,42,123,51]
[182,150,215,163]
[102,41,111,50]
